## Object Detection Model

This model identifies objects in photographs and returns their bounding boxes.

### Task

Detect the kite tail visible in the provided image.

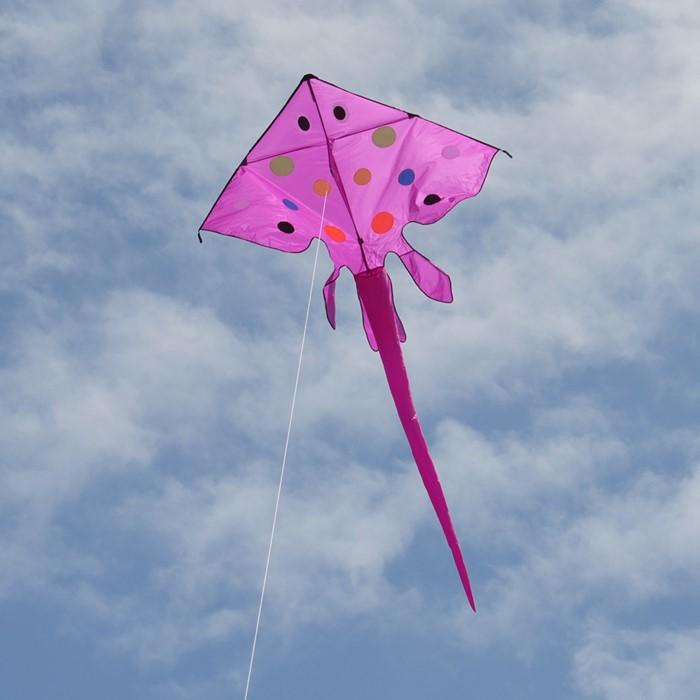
[354,267,476,611]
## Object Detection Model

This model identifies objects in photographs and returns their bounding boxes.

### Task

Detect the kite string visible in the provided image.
[243,191,328,700]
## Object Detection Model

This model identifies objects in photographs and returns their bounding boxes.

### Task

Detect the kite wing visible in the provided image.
[200,76,501,324]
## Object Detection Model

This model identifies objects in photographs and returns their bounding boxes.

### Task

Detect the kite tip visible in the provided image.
[302,73,318,82]
[501,149,513,159]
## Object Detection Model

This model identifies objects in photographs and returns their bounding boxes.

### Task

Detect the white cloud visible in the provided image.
[431,417,700,657]
[575,623,700,700]
[106,455,424,662]
[0,289,247,593]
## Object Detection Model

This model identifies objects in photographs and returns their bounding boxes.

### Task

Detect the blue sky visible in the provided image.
[2,1,700,698]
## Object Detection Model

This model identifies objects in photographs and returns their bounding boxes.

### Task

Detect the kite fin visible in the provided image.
[354,267,476,610]
[323,267,340,329]
[400,250,453,303]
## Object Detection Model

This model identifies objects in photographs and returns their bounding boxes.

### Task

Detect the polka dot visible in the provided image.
[353,168,372,185]
[372,126,396,148]
[232,199,250,211]
[371,211,394,234]
[323,225,346,242]
[423,194,441,205]
[442,146,459,160]
[270,156,294,176]
[333,105,347,120]
[442,145,459,159]
[398,169,415,186]
[313,179,332,196]
[297,116,310,131]
[277,221,295,234]
[282,198,298,210]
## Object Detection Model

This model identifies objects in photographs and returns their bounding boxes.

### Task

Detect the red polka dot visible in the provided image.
[371,211,394,234]
[323,225,346,242]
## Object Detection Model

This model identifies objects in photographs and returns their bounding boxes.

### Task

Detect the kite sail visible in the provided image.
[200,74,508,610]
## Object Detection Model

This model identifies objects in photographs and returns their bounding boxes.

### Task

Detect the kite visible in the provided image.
[199,74,509,611]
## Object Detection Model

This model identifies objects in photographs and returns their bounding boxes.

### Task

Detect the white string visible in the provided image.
[242,191,329,700]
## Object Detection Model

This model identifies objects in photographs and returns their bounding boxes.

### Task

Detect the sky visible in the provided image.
[1,1,699,698]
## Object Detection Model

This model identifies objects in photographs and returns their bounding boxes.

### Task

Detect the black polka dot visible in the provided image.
[333,105,346,120]
[423,194,442,205]
[277,221,295,234]
[297,116,310,131]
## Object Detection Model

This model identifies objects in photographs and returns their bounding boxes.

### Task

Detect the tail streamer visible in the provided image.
[354,267,476,611]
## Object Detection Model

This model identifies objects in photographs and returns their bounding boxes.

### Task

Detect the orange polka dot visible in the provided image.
[371,211,394,234]
[313,179,332,196]
[353,168,372,185]
[323,225,346,242]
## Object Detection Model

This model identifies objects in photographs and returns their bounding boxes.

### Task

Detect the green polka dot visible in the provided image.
[270,156,294,176]
[372,126,396,148]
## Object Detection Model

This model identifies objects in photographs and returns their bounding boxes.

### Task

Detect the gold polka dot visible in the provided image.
[313,179,332,196]
[353,168,372,185]
[372,126,396,148]
[269,156,294,176]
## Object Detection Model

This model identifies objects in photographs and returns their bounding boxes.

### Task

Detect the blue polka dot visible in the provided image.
[282,198,299,210]
[398,169,415,186]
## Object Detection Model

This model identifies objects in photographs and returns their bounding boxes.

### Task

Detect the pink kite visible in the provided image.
[200,75,509,610]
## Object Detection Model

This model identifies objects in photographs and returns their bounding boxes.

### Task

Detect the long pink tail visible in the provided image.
[354,267,476,611]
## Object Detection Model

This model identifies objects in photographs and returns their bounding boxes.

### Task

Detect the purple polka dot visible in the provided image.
[441,145,459,160]
[282,198,298,210]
